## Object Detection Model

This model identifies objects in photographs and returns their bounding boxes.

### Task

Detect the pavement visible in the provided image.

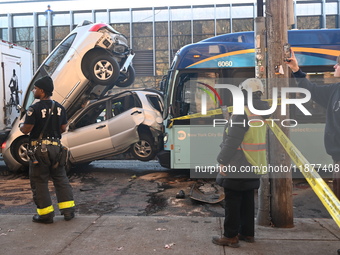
[0,215,339,255]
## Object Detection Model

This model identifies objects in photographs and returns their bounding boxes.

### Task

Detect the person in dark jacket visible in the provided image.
[212,78,271,248]
[285,52,340,200]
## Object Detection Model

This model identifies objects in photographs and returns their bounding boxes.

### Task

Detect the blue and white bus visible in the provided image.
[157,29,340,172]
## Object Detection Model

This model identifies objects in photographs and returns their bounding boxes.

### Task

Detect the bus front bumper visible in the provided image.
[157,150,170,169]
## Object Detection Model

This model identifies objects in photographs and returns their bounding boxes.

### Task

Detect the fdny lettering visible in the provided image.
[40,106,62,118]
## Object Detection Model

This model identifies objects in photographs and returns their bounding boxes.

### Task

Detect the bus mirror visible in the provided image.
[160,75,167,91]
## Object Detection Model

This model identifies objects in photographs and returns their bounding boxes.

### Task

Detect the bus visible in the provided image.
[157,29,340,174]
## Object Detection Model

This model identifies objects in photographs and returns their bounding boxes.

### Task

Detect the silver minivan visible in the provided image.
[2,90,164,171]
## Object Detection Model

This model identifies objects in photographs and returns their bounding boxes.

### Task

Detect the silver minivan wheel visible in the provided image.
[131,134,156,161]
[116,65,135,88]
[88,55,120,85]
[11,136,30,167]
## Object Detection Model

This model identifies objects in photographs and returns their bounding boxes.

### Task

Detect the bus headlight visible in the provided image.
[163,133,168,144]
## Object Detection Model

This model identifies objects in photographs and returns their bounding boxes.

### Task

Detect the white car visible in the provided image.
[26,20,135,118]
[2,90,164,171]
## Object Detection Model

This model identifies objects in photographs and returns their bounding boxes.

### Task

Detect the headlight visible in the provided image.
[163,133,168,144]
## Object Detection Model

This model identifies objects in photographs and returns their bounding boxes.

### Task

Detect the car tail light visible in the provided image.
[1,141,6,150]
[89,23,107,32]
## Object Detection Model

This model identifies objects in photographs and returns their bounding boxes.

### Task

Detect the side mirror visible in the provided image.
[68,122,76,131]
[17,105,26,119]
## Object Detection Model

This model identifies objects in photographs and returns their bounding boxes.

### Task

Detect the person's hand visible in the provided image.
[284,50,300,73]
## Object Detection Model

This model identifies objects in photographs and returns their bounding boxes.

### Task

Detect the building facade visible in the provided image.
[0,0,339,89]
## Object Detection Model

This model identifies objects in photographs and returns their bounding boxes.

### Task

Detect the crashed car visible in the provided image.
[27,20,135,118]
[1,19,139,172]
[2,90,164,172]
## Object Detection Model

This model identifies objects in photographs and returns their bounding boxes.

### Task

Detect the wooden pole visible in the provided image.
[265,0,294,228]
[255,0,271,226]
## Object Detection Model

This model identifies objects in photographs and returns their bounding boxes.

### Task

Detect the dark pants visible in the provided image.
[223,188,255,238]
[29,144,74,215]
[334,161,340,200]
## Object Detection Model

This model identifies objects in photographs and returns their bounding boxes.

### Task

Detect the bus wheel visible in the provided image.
[130,134,156,161]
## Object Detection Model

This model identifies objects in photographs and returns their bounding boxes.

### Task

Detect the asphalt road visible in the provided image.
[0,159,332,219]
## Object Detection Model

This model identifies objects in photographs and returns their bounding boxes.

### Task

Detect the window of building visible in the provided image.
[154,8,169,22]
[192,6,215,20]
[53,13,71,26]
[73,11,93,26]
[193,20,215,42]
[133,9,154,22]
[297,16,321,29]
[95,11,108,23]
[110,9,130,23]
[171,21,191,53]
[132,22,153,51]
[37,27,48,65]
[216,5,230,19]
[170,7,192,21]
[155,22,169,76]
[13,27,33,49]
[111,23,130,39]
[52,26,71,48]
[326,15,337,29]
[231,4,254,18]
[0,15,8,41]
[216,19,230,35]
[132,22,153,76]
[232,18,253,32]
[13,14,33,27]
[296,2,322,16]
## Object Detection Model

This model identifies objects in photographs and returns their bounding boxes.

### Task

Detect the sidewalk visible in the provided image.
[0,215,338,255]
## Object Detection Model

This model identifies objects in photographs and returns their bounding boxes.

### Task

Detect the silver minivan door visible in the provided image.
[108,107,145,152]
[63,101,113,162]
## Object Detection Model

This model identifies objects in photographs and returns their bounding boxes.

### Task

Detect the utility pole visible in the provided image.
[266,0,294,228]
[255,0,271,227]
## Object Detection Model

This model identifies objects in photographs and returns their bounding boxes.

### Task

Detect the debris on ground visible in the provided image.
[189,182,224,204]
[175,190,185,199]
[164,243,175,249]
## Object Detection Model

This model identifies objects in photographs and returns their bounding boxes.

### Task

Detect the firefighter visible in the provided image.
[212,78,270,247]
[20,76,75,224]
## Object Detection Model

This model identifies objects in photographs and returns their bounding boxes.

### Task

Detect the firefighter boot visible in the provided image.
[61,208,75,221]
[32,212,54,224]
